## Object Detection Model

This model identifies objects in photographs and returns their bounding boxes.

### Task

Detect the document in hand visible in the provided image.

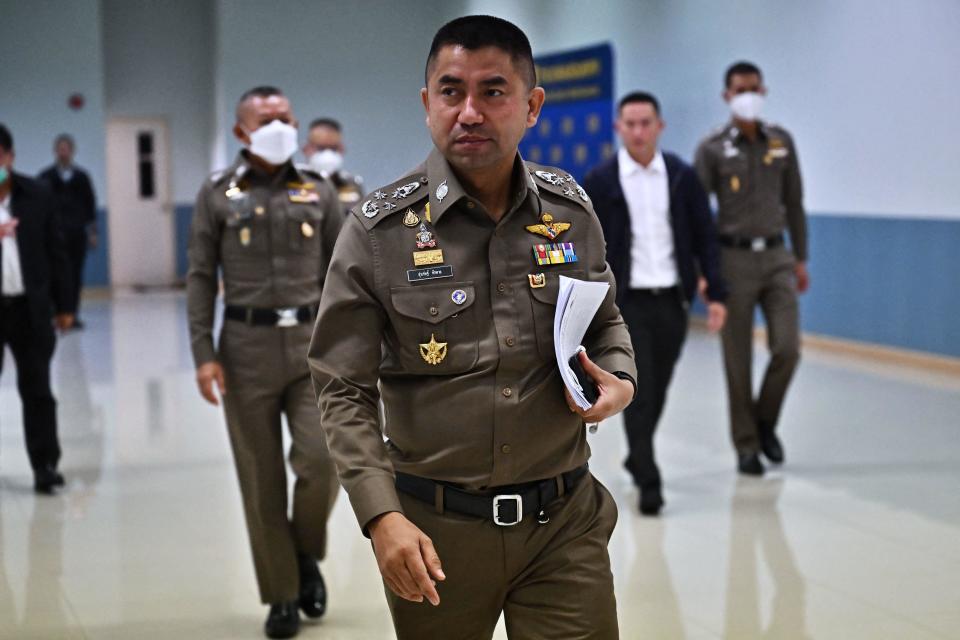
[554,275,610,410]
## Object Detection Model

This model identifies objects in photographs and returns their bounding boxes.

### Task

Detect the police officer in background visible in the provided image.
[309,16,635,639]
[694,61,809,477]
[186,86,342,639]
[302,118,363,216]
[38,134,97,329]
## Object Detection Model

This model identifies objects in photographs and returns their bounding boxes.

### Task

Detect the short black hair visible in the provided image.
[618,91,661,116]
[308,118,341,132]
[426,15,536,89]
[54,133,75,150]
[236,85,284,118]
[725,61,763,88]
[0,123,13,152]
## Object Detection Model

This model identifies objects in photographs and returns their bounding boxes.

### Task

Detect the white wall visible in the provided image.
[0,0,106,197]
[466,0,960,219]
[214,0,465,190]
[102,0,216,203]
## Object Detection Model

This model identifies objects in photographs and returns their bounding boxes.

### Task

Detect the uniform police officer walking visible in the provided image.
[302,118,364,216]
[309,16,636,640]
[186,87,342,639]
[694,62,809,476]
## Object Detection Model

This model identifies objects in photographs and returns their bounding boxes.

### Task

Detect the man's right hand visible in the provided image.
[196,361,226,406]
[368,511,445,606]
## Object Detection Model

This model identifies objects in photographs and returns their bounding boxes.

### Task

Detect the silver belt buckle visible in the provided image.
[750,237,766,252]
[493,494,523,526]
[276,308,299,328]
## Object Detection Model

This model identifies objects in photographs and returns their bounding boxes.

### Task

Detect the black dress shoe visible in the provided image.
[34,466,63,494]
[264,601,300,639]
[737,452,765,476]
[639,486,664,516]
[759,424,785,464]
[297,554,327,619]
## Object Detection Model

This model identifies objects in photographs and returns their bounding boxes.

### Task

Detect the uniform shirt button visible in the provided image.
[502,386,512,398]
[429,306,439,316]
[420,176,428,183]
[505,336,515,347]
[497,282,507,293]
[500,444,512,454]
[466,201,475,209]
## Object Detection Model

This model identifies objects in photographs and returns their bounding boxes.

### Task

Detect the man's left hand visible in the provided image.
[563,350,634,424]
[55,314,75,331]
[795,261,810,294]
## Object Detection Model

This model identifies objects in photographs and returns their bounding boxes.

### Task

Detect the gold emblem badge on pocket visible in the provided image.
[419,333,447,365]
[528,273,546,288]
[301,221,314,238]
[239,227,251,247]
[413,249,444,266]
[730,175,741,193]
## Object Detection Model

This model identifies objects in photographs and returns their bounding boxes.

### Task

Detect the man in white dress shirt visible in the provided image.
[584,92,727,515]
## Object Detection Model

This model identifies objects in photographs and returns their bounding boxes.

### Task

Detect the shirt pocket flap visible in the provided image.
[390,283,476,324]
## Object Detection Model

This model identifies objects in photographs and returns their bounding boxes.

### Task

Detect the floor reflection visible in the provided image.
[724,477,810,640]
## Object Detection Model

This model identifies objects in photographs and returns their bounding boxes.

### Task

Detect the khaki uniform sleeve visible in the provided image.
[782,134,807,261]
[308,216,400,534]
[693,140,716,196]
[186,185,220,367]
[580,201,637,382]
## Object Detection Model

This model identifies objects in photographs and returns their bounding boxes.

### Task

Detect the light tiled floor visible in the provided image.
[1,291,958,639]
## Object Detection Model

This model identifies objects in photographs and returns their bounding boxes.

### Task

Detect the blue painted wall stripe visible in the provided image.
[88,207,960,358]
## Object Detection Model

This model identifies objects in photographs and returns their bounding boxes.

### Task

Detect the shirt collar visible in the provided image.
[426,148,535,225]
[619,147,664,177]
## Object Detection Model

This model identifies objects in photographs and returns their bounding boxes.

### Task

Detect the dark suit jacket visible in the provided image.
[38,165,96,229]
[583,151,727,307]
[3,172,73,323]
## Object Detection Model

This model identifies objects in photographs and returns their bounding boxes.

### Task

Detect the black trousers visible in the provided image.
[0,297,60,472]
[620,288,688,490]
[63,227,88,315]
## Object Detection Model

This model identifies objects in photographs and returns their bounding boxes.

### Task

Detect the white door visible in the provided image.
[105,118,175,287]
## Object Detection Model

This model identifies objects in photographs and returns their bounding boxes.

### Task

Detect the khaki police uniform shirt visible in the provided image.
[187,152,342,367]
[330,170,364,217]
[694,122,807,261]
[308,149,637,531]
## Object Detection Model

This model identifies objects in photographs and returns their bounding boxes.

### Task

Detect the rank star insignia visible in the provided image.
[576,185,590,202]
[361,200,379,218]
[563,174,575,183]
[384,201,398,211]
[402,209,421,227]
[391,182,421,200]
[563,187,575,197]
[419,333,448,365]
[534,170,565,187]
[373,190,387,200]
[525,212,571,240]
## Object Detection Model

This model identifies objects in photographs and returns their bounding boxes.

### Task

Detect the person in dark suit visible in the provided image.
[0,123,74,494]
[38,134,96,329]
[583,92,727,515]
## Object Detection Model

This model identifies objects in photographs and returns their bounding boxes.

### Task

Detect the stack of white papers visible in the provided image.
[554,275,610,410]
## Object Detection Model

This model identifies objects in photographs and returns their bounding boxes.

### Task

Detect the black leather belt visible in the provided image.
[395,465,589,526]
[224,304,317,327]
[629,285,679,296]
[719,233,784,251]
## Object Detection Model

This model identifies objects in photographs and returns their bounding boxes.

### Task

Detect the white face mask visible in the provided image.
[729,92,765,121]
[309,149,343,175]
[246,120,299,165]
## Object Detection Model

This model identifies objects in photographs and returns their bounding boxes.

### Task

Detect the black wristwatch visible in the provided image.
[612,371,637,400]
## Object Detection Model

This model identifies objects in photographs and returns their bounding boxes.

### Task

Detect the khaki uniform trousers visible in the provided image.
[386,473,619,640]
[219,319,339,604]
[720,246,801,454]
